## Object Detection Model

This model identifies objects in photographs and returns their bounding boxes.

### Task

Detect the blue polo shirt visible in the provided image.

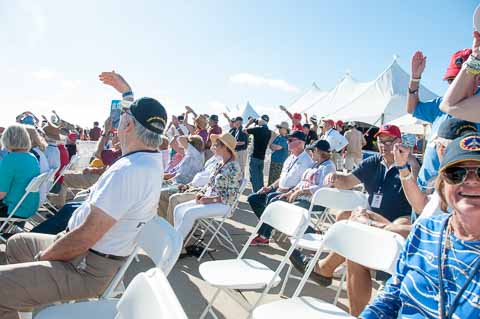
[271,135,288,163]
[352,154,411,221]
[413,96,480,192]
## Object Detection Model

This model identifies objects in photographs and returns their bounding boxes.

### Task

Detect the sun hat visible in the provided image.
[42,123,61,141]
[210,133,237,157]
[276,121,289,130]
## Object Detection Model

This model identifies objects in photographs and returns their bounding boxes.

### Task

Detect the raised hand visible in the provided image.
[473,31,480,58]
[411,51,427,79]
[99,71,131,94]
[393,143,410,167]
[104,117,112,133]
[279,105,287,112]
[185,106,194,114]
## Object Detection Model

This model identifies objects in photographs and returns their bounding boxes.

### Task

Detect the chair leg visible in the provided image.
[279,263,293,297]
[334,268,347,306]
[199,289,221,319]
[198,218,226,262]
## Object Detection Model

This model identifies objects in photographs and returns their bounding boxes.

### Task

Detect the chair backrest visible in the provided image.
[311,188,368,211]
[115,268,187,319]
[136,216,183,275]
[260,201,310,237]
[322,220,405,275]
[25,172,51,193]
[293,220,405,297]
[101,216,182,299]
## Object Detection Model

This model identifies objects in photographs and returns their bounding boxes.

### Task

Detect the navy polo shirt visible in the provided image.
[352,154,411,222]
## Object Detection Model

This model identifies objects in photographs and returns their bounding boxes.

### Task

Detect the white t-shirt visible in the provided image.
[190,155,221,188]
[67,151,164,256]
[44,144,61,171]
[322,128,349,152]
[278,151,314,189]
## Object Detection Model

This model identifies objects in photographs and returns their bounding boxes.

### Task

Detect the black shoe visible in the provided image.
[289,249,333,287]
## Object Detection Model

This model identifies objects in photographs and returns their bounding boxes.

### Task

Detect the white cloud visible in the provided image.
[32,69,57,80]
[229,73,300,93]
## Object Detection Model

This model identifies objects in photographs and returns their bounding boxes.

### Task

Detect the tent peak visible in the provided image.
[312,82,320,89]
[393,54,400,62]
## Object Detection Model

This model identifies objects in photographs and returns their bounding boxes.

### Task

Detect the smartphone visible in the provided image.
[401,134,416,148]
[110,100,122,129]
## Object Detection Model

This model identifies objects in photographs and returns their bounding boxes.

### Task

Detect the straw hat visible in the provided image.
[42,123,61,141]
[210,133,237,157]
[195,115,208,129]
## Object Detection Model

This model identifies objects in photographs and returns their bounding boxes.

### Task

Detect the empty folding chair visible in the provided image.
[198,200,310,319]
[252,220,405,319]
[36,268,188,319]
[280,188,368,299]
[0,172,51,242]
[27,216,183,319]
[185,178,248,261]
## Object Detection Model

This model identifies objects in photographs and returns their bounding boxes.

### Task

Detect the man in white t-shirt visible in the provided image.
[0,71,168,319]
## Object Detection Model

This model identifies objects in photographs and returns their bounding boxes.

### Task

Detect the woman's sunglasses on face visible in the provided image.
[443,166,480,185]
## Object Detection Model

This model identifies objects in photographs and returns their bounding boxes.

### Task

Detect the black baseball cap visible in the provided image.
[210,114,219,122]
[177,115,185,121]
[129,97,167,134]
[287,130,306,142]
[261,114,269,122]
[303,123,311,129]
[439,133,480,172]
[437,118,477,140]
[307,139,330,152]
[234,116,243,122]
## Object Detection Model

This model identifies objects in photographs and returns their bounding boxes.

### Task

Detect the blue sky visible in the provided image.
[1,0,478,128]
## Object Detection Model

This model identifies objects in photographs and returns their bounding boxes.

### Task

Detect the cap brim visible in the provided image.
[443,68,460,81]
[439,157,480,172]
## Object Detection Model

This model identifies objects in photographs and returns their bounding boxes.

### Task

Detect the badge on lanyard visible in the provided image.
[371,192,383,209]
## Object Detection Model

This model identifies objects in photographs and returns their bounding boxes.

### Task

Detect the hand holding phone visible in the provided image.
[110,100,122,129]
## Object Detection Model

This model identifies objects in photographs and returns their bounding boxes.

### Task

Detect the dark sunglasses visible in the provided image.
[443,166,480,184]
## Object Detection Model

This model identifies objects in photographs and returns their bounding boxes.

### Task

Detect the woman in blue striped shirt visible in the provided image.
[361,133,480,319]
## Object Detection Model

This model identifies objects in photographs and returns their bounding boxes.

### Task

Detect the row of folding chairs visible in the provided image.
[197,187,405,318]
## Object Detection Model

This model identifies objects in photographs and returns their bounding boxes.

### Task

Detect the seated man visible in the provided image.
[248,130,313,246]
[290,124,420,317]
[0,71,167,318]
[163,135,204,185]
[158,148,220,224]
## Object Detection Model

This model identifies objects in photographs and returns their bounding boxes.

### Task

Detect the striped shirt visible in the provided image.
[361,213,480,319]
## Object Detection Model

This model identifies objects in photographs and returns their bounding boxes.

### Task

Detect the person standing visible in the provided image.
[268,121,289,185]
[303,123,318,145]
[344,122,367,172]
[244,115,272,192]
[229,116,248,176]
[205,114,222,160]
[320,119,348,170]
[279,105,304,131]
[89,121,102,141]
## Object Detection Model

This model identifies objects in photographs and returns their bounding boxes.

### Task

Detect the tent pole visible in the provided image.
[422,124,427,155]
[380,113,385,125]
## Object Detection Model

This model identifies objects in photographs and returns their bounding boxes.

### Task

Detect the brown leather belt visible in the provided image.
[88,249,128,261]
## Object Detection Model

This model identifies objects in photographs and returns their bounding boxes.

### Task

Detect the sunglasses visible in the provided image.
[443,166,480,184]
[287,138,300,143]
[377,139,396,146]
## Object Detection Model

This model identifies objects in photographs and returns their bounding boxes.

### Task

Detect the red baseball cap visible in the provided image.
[374,124,401,139]
[443,48,472,80]
[336,120,344,127]
[322,119,335,127]
[293,112,302,120]
[68,132,77,142]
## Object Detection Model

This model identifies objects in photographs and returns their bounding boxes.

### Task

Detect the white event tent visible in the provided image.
[295,58,439,127]
[240,101,260,120]
[289,82,327,113]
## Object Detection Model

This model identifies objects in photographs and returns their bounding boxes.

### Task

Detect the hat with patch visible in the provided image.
[261,114,270,123]
[307,139,330,152]
[436,118,477,140]
[439,133,480,172]
[287,130,306,142]
[374,124,401,139]
[129,97,167,134]
[443,48,472,80]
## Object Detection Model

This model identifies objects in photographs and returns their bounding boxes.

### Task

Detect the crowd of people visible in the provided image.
[0,31,479,319]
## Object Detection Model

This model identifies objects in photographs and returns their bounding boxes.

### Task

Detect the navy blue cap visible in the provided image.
[210,114,219,121]
[287,130,306,142]
[129,97,167,134]
[439,133,480,172]
[437,118,477,140]
[261,114,269,123]
[234,116,243,122]
[307,139,330,152]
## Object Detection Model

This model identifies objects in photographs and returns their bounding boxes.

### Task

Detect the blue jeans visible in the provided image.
[249,157,265,193]
[247,190,283,238]
[31,202,82,235]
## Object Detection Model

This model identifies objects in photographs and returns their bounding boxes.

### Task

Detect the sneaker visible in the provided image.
[250,235,270,246]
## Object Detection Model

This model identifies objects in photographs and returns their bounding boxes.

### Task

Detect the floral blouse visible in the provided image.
[199,160,241,206]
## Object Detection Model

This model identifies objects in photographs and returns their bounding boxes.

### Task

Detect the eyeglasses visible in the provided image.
[287,138,299,143]
[443,166,480,184]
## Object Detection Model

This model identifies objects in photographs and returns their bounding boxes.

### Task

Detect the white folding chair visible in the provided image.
[185,178,248,261]
[35,268,188,319]
[0,172,51,242]
[252,220,405,319]
[30,216,183,319]
[198,200,310,319]
[280,188,369,299]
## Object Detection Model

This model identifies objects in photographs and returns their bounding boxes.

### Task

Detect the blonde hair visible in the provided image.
[26,126,47,151]
[188,135,205,152]
[2,124,31,151]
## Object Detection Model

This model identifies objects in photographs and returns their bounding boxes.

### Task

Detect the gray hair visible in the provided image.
[2,124,31,151]
[132,117,164,149]
[434,137,452,148]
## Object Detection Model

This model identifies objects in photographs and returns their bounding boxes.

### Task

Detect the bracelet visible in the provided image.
[122,91,133,98]
[410,77,421,83]
[395,163,410,170]
[465,55,480,74]
[408,88,419,95]
[399,171,414,181]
